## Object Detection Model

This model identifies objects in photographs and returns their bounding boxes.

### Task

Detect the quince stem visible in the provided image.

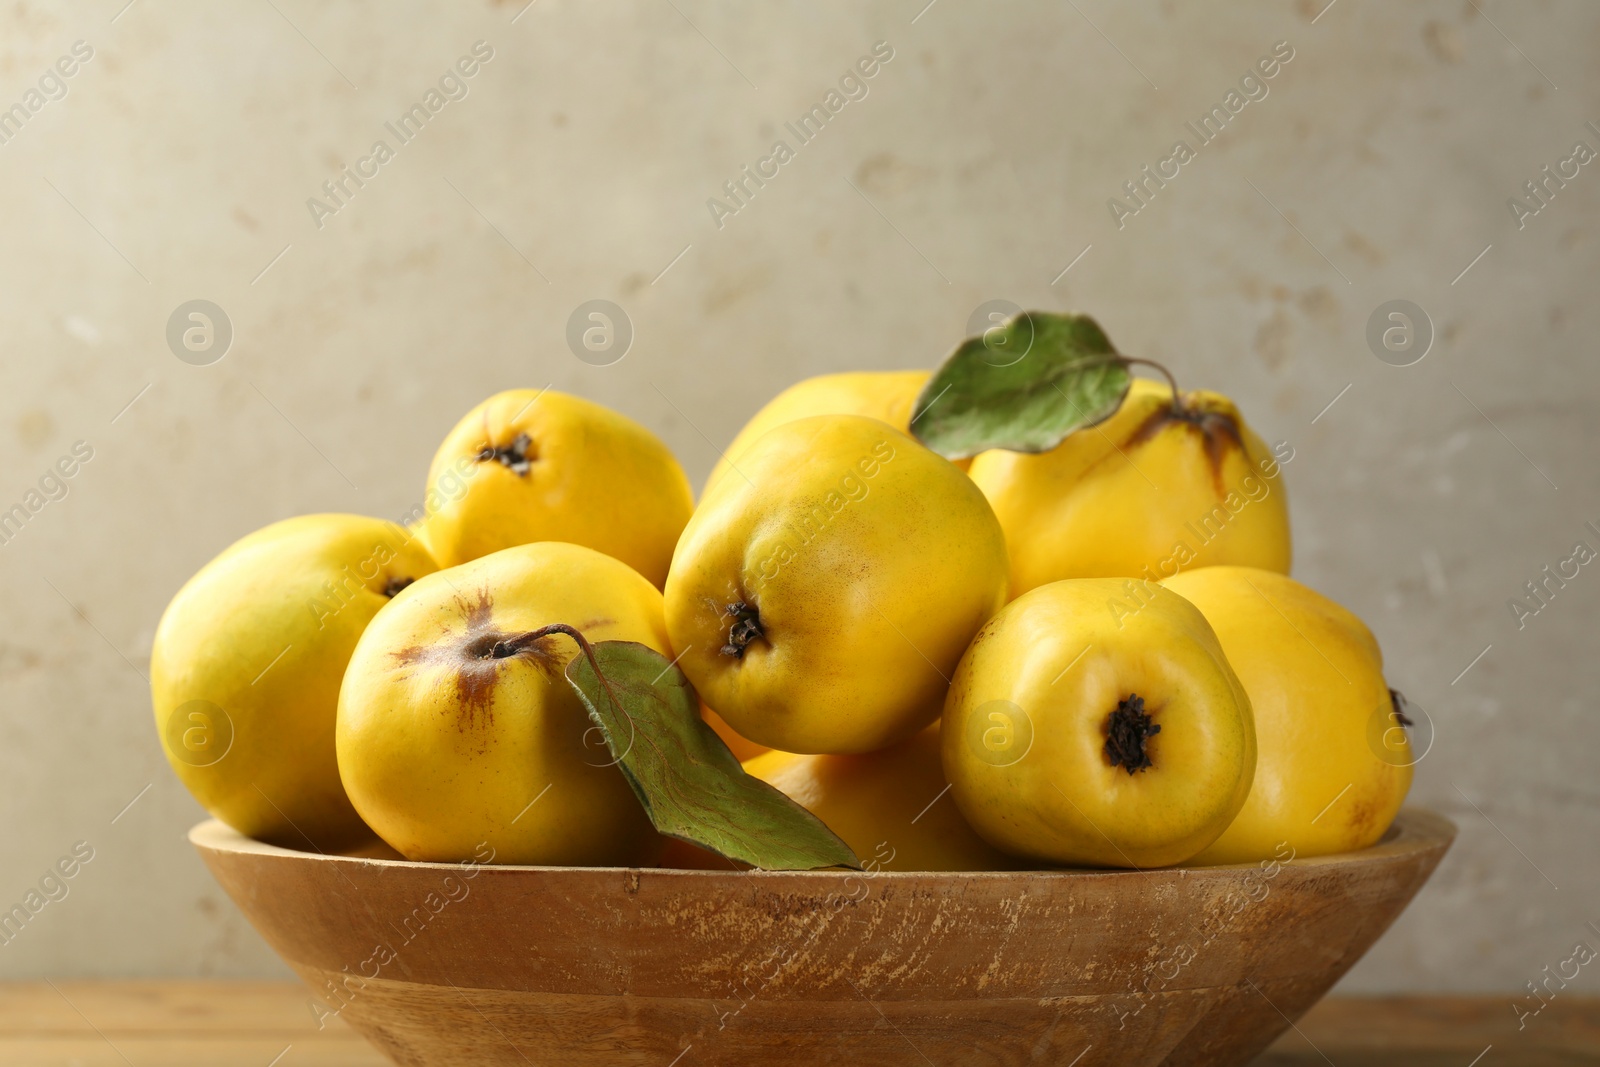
[1119,356,1187,416]
[483,623,629,727]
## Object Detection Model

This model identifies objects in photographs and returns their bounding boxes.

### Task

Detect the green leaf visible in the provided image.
[911,311,1133,459]
[564,641,861,871]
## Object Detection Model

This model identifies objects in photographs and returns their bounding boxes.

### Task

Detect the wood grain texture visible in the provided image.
[8,984,1590,1066]
[0,981,388,1065]
[189,809,1455,1067]
[1258,994,1600,1066]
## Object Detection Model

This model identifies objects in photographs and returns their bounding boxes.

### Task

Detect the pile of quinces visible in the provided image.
[152,311,1415,873]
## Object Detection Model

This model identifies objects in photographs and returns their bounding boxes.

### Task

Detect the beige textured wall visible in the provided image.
[0,0,1593,994]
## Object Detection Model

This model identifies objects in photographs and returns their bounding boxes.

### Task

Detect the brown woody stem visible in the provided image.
[483,623,624,722]
[1119,356,1186,416]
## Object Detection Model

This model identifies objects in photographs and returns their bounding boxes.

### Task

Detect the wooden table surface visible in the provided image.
[0,983,1594,1066]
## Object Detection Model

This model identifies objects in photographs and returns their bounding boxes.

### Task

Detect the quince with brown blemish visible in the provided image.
[969,378,1292,596]
[336,542,668,865]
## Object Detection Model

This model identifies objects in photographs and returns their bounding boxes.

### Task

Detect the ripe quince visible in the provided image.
[942,577,1256,868]
[1162,566,1412,864]
[705,370,964,497]
[336,542,667,865]
[968,378,1292,596]
[665,414,1008,755]
[150,514,437,850]
[419,389,693,588]
[701,703,769,761]
[744,724,1024,872]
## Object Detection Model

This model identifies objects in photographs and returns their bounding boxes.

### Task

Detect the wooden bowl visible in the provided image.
[192,808,1452,1067]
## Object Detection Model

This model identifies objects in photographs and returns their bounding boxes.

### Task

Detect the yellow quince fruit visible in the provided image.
[151,514,437,850]
[336,542,667,866]
[743,724,1025,872]
[701,703,769,762]
[968,378,1292,597]
[665,414,1008,755]
[1162,566,1412,864]
[705,370,965,497]
[942,577,1255,868]
[419,389,694,588]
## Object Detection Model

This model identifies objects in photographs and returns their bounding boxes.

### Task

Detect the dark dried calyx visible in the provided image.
[1104,693,1160,775]
[1124,398,1245,497]
[382,576,415,598]
[477,432,536,475]
[1389,688,1414,727]
[1166,403,1242,442]
[720,602,764,658]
